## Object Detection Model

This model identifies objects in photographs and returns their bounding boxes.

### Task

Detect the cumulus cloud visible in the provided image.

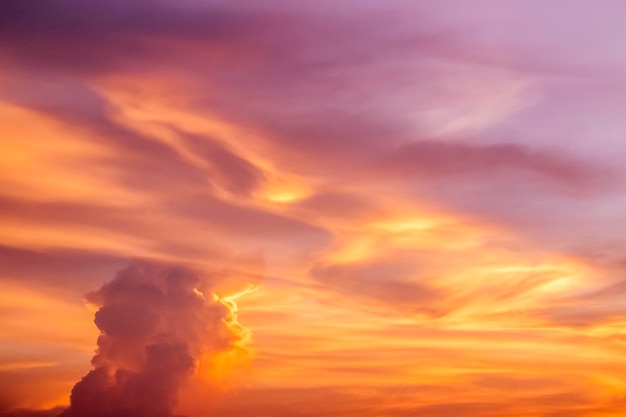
[58,262,249,417]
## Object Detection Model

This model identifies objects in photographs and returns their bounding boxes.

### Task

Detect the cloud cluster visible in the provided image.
[58,263,248,417]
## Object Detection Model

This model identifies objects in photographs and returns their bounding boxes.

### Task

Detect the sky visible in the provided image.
[2,1,626,416]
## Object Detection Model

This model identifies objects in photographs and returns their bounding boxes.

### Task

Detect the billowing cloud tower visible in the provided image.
[59,263,249,417]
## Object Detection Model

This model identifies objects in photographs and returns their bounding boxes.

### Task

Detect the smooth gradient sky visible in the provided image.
[2,1,626,416]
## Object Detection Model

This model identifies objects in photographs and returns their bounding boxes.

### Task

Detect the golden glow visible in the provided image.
[260,175,312,204]
[368,215,442,232]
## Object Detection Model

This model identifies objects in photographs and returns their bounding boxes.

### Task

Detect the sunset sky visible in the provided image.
[2,1,626,416]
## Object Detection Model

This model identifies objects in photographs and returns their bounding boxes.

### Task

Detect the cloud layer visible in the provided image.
[2,1,626,416]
